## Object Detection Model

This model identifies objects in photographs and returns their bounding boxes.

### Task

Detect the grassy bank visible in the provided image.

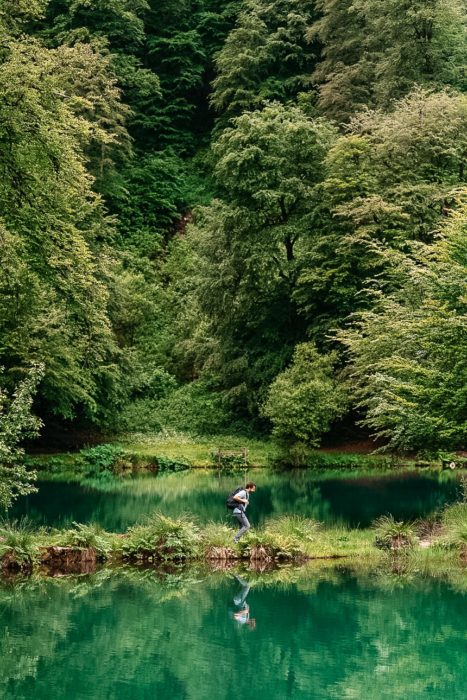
[27,431,447,478]
[1,502,466,576]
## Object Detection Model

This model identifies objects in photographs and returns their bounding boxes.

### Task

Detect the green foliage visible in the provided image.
[1,0,466,453]
[0,28,126,425]
[212,0,318,126]
[78,444,129,478]
[373,515,415,551]
[155,456,190,474]
[440,504,467,550]
[0,0,48,33]
[265,515,321,542]
[263,343,348,447]
[113,152,192,257]
[200,521,233,549]
[0,518,39,565]
[56,522,111,558]
[0,365,43,510]
[309,0,371,121]
[117,399,163,433]
[183,104,336,418]
[236,529,305,561]
[153,381,232,435]
[339,200,467,452]
[363,0,467,105]
[122,512,201,562]
[296,89,467,340]
[311,0,467,120]
[133,0,237,150]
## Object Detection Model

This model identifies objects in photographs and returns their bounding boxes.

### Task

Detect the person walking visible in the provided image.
[227,482,257,544]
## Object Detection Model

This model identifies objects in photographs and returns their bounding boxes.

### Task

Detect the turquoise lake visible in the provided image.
[0,566,466,700]
[13,469,462,531]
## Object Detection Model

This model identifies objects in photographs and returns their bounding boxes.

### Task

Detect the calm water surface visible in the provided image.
[13,469,461,531]
[0,567,466,700]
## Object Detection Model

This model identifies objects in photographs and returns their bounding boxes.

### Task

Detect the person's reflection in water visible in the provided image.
[230,574,256,629]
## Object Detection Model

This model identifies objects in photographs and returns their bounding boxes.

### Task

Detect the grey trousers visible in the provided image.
[233,511,251,542]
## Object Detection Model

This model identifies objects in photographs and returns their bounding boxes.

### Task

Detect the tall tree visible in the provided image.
[0,14,126,424]
[0,364,44,509]
[311,0,467,121]
[308,0,372,121]
[295,89,467,340]
[339,197,467,452]
[212,0,318,127]
[183,104,336,416]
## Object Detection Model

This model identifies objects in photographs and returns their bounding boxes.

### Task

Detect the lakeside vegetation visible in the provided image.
[2,499,467,576]
[27,436,420,476]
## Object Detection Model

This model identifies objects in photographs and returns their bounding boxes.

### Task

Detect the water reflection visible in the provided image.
[230,574,256,629]
[12,468,462,531]
[0,565,466,700]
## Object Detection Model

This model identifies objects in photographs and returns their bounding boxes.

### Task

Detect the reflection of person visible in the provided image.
[232,482,257,544]
[231,575,256,629]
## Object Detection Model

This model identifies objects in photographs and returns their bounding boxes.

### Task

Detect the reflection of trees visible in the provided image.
[0,567,466,699]
[14,469,461,532]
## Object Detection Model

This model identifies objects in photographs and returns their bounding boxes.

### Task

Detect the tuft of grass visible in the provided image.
[201,522,233,549]
[265,516,322,542]
[122,512,201,563]
[439,503,467,550]
[373,515,415,551]
[54,523,112,559]
[0,518,40,566]
[415,515,443,540]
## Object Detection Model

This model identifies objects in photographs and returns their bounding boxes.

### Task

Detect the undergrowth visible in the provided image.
[1,500,467,574]
[0,518,40,566]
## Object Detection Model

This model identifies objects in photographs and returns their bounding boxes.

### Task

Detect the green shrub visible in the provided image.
[237,530,305,561]
[79,444,130,478]
[201,522,234,551]
[56,523,112,559]
[262,343,348,447]
[117,398,164,433]
[210,452,249,472]
[440,503,467,550]
[235,517,317,561]
[155,381,232,435]
[0,518,39,566]
[155,455,190,474]
[373,515,415,551]
[122,513,201,562]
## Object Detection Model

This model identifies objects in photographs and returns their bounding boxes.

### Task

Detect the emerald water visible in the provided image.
[1,566,466,700]
[13,469,461,531]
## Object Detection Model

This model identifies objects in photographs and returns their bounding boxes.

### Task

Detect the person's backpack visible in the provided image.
[226,486,243,510]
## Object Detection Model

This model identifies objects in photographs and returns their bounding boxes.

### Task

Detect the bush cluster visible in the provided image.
[122,513,202,563]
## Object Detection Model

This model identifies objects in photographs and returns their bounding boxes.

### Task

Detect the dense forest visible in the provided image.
[0,0,466,457]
